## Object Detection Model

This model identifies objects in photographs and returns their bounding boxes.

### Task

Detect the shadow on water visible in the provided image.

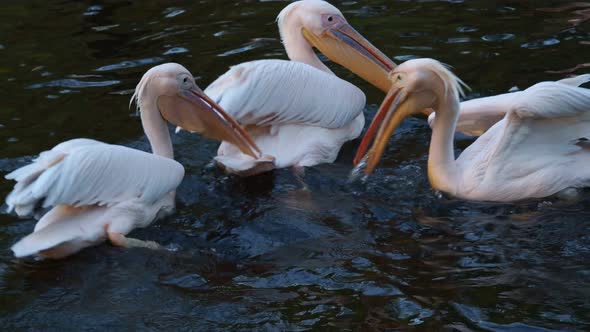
[1,0,590,330]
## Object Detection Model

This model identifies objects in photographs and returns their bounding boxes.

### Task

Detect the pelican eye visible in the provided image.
[389,72,403,82]
[322,14,338,27]
[178,74,193,89]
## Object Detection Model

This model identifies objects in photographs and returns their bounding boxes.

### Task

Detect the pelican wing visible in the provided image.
[205,59,366,129]
[452,93,517,136]
[5,138,184,216]
[460,82,590,199]
[435,74,590,136]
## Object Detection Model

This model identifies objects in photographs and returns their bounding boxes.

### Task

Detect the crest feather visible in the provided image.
[407,58,470,99]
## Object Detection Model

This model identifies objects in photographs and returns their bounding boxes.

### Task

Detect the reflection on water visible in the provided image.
[1,0,590,330]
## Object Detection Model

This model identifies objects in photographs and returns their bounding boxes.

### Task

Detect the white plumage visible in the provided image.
[207,60,365,170]
[429,74,590,136]
[456,81,590,201]
[5,139,184,258]
[6,139,183,215]
[206,60,365,129]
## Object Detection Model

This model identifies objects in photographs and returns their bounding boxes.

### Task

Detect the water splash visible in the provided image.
[349,155,369,183]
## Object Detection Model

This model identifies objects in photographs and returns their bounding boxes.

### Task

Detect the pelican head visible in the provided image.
[354,58,467,175]
[132,63,261,158]
[278,0,395,91]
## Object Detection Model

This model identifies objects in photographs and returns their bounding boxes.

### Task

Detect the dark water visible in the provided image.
[1,0,590,330]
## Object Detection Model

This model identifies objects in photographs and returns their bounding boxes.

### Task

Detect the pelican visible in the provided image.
[188,0,395,175]
[354,58,590,202]
[428,74,590,136]
[4,63,261,259]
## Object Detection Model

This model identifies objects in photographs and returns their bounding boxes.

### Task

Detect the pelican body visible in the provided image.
[355,59,590,202]
[5,63,261,258]
[191,0,395,175]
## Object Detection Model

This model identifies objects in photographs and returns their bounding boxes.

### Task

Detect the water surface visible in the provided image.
[1,0,590,330]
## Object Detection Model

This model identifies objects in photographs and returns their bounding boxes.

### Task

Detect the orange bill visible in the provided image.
[303,16,396,92]
[354,86,410,175]
[157,87,262,159]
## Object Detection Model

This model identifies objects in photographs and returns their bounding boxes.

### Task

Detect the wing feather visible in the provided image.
[5,139,184,216]
[205,59,365,129]
[459,82,590,199]
[444,74,590,136]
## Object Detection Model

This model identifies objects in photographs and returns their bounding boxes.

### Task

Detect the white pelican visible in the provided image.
[428,74,590,136]
[354,58,590,202]
[4,63,261,259]
[191,0,395,175]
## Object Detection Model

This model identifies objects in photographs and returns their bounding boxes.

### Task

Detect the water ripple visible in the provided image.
[94,57,164,71]
[83,5,102,16]
[482,33,515,42]
[91,24,119,32]
[399,32,429,38]
[163,7,185,18]
[394,54,418,62]
[387,298,434,324]
[345,5,388,18]
[136,26,194,42]
[457,26,478,33]
[218,38,275,57]
[400,45,433,51]
[27,79,120,89]
[521,38,560,49]
[159,273,208,290]
[447,37,472,44]
[234,266,402,296]
[163,47,189,55]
